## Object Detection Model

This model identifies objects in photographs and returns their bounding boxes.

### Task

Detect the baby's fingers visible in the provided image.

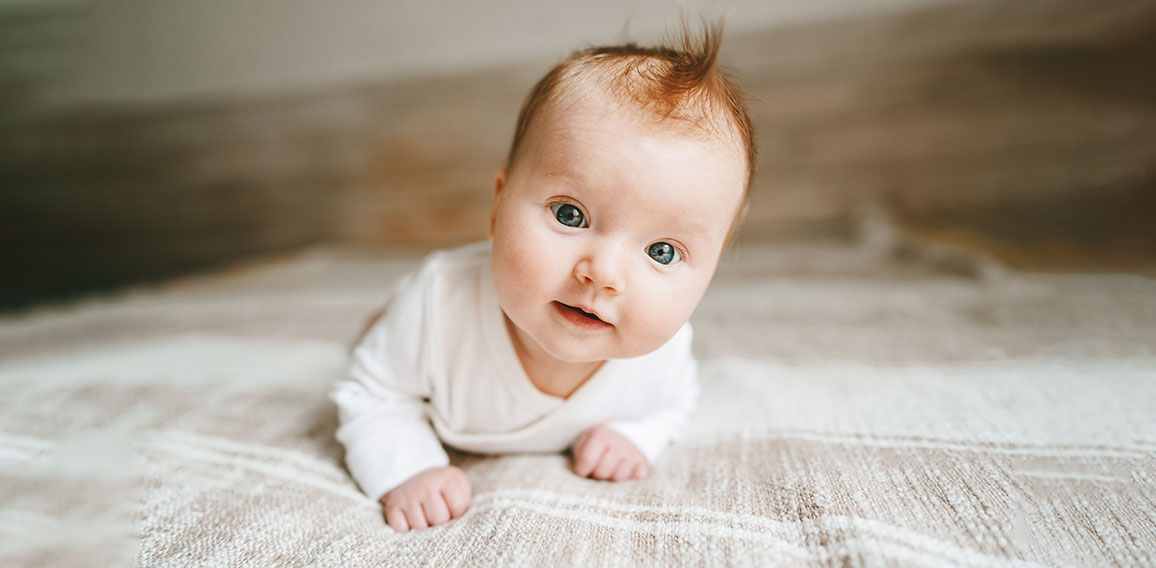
[405,502,429,531]
[611,458,642,482]
[635,461,650,480]
[443,486,472,519]
[574,440,608,477]
[592,451,623,480]
[423,494,452,526]
[385,507,410,533]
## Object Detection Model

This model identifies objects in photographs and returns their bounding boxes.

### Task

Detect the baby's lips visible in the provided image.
[574,305,604,322]
[554,301,614,327]
[566,301,612,324]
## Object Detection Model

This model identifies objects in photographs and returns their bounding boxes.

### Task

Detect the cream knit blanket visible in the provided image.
[1,243,1153,566]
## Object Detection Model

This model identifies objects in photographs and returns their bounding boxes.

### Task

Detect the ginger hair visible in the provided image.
[506,22,756,194]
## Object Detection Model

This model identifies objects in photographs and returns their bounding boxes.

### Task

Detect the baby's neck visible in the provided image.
[504,315,603,399]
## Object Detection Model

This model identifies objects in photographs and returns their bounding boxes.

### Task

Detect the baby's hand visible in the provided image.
[380,465,472,532]
[572,425,650,481]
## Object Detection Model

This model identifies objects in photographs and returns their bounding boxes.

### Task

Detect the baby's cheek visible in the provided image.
[623,304,683,355]
[505,242,547,287]
[494,229,554,304]
[634,279,702,347]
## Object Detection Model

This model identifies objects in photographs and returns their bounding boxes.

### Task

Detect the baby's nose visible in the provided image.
[574,244,625,294]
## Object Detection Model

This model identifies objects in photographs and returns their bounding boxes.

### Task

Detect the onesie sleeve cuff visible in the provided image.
[342,422,450,503]
[605,420,673,465]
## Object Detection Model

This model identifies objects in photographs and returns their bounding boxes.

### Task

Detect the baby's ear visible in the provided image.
[488,167,507,239]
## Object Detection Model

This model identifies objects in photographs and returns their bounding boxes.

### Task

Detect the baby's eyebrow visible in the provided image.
[540,169,583,185]
[673,221,713,250]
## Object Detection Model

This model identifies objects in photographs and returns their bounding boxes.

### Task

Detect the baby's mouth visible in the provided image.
[560,302,602,321]
[553,301,612,328]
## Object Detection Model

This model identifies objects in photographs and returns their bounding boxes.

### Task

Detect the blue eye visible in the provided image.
[648,242,681,265]
[550,203,587,228]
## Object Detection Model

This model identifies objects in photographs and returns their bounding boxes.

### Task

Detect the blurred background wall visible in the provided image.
[2,0,1154,310]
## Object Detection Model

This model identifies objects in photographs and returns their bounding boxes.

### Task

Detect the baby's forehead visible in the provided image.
[525,93,746,223]
[530,84,747,167]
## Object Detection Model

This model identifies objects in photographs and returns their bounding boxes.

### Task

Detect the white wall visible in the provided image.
[47,0,951,108]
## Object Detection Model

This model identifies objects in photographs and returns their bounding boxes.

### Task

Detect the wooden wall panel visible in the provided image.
[2,0,1153,309]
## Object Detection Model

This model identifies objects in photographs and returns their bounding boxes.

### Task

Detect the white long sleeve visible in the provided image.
[605,363,693,465]
[331,271,449,502]
[604,326,700,463]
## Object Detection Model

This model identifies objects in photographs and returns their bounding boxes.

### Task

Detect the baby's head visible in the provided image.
[489,24,754,364]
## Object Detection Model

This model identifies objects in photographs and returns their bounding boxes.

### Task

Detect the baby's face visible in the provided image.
[489,94,746,364]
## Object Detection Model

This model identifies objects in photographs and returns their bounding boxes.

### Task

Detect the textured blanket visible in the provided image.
[1,242,1153,566]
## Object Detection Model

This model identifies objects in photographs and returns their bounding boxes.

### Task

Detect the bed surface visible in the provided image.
[2,241,1154,566]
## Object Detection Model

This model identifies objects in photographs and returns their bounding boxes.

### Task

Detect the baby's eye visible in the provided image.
[550,203,587,228]
[647,242,681,265]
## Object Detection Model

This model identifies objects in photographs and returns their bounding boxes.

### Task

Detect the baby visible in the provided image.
[332,25,754,533]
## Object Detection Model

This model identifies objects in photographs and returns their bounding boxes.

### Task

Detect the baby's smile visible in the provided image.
[552,301,613,330]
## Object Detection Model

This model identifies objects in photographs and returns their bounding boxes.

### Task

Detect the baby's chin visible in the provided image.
[539,334,667,364]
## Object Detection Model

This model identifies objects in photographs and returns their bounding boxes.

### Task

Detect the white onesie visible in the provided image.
[332,241,700,501]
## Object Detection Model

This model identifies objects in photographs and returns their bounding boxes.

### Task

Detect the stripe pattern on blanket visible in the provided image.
[1,243,1154,567]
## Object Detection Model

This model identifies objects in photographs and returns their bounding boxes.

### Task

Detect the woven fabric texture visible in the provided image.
[1,243,1153,567]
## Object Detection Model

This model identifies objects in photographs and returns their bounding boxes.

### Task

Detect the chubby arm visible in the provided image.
[331,288,452,506]
[573,329,700,481]
[604,367,700,463]
[335,314,475,531]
